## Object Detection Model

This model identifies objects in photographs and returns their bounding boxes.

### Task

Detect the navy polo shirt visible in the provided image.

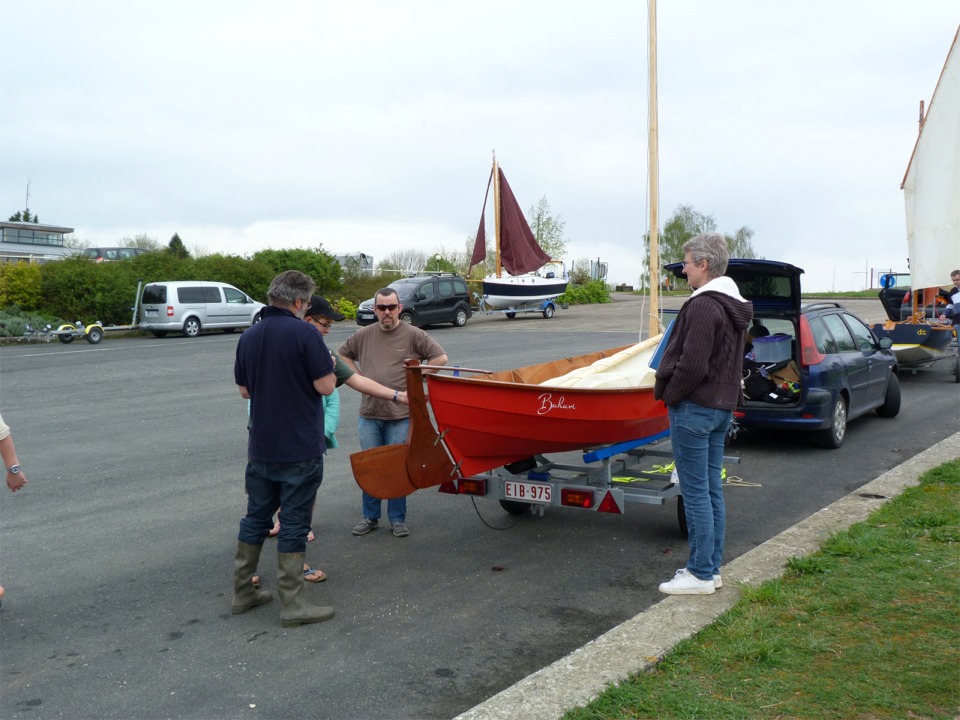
[235,305,335,463]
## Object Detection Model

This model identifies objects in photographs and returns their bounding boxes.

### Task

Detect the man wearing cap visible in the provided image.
[338,287,447,538]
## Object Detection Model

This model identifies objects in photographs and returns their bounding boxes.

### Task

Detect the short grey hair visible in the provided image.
[683,232,729,277]
[375,287,400,302]
[267,270,315,307]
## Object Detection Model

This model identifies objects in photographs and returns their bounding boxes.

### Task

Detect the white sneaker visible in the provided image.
[658,568,715,595]
[670,468,679,484]
[713,574,722,588]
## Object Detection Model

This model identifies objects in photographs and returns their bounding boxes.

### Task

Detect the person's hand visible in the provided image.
[6,470,27,492]
[396,390,409,405]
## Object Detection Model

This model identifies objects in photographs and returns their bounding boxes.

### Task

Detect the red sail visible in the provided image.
[497,168,551,275]
[470,167,493,270]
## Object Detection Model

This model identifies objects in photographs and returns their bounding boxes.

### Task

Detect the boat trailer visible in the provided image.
[436,432,739,537]
[473,293,567,320]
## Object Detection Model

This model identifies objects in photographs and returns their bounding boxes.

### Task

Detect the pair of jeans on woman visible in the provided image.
[239,458,323,554]
[668,400,732,582]
[358,416,410,524]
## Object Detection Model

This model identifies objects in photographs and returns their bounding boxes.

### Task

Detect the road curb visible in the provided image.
[454,431,960,720]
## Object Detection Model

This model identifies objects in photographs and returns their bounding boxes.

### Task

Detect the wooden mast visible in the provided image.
[493,151,502,278]
[647,0,660,339]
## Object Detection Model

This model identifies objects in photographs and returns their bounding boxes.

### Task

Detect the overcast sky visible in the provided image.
[2,1,957,291]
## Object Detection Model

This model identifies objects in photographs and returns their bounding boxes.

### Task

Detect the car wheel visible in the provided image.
[542,304,555,319]
[86,326,104,345]
[499,499,530,516]
[875,372,901,417]
[453,308,468,327]
[399,311,414,325]
[151,330,168,338]
[182,317,201,338]
[819,394,847,448]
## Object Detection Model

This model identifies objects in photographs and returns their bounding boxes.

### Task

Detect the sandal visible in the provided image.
[303,565,327,583]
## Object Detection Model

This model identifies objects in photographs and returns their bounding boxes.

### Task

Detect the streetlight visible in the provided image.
[435,254,442,272]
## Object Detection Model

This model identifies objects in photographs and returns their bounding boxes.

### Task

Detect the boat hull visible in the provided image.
[871,321,956,366]
[482,275,568,309]
[425,343,668,477]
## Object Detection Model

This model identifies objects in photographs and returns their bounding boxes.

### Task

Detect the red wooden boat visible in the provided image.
[349,335,670,498]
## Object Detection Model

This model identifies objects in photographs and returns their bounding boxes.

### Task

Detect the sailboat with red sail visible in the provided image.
[469,155,569,309]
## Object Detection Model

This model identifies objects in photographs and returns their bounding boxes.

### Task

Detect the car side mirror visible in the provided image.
[878,336,893,350]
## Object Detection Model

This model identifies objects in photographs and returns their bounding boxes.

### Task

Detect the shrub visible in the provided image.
[0,263,43,310]
[557,279,611,305]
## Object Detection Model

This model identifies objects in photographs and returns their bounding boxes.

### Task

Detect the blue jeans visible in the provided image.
[668,401,732,581]
[239,458,323,554]
[358,416,409,523]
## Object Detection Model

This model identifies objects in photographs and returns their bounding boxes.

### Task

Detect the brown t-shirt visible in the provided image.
[339,323,445,420]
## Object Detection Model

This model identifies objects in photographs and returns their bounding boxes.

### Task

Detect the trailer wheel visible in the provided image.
[677,496,688,538]
[542,304,555,319]
[505,312,516,319]
[86,326,104,345]
[499,499,530,516]
[58,333,74,344]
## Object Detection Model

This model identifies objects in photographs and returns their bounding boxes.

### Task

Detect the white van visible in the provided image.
[140,281,265,338]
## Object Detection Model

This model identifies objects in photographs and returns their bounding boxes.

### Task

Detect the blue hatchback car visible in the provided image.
[665,259,901,448]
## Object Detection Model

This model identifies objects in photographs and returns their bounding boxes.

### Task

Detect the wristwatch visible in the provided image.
[8,464,20,474]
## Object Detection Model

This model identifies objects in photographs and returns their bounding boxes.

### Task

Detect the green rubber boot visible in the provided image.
[278,552,335,628]
[231,541,273,614]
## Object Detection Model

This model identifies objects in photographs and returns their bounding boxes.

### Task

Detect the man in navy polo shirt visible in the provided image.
[231,270,337,628]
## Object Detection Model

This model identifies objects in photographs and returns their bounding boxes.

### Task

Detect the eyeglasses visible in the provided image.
[682,259,700,267]
[375,304,399,312]
[308,317,332,329]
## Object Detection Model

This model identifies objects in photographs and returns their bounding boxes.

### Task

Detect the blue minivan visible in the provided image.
[665,259,900,448]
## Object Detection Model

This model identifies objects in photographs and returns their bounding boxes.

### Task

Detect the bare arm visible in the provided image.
[422,353,448,374]
[0,434,27,492]
[344,374,408,404]
[313,373,336,397]
[339,354,359,374]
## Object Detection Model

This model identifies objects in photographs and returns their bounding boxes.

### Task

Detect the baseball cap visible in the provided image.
[305,295,345,321]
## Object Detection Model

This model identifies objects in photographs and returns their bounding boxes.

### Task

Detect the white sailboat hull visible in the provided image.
[481,274,569,309]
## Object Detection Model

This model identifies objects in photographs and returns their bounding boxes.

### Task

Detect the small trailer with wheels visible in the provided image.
[53,281,144,345]
[474,294,566,320]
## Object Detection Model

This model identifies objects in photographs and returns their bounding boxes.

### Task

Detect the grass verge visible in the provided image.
[564,459,960,720]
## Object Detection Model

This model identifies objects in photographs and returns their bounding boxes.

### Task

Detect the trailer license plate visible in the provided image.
[504,481,551,504]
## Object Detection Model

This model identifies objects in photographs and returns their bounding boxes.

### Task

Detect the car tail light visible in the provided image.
[560,487,594,508]
[799,315,825,367]
[166,306,175,317]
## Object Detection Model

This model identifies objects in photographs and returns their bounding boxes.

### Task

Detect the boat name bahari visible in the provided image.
[537,393,576,414]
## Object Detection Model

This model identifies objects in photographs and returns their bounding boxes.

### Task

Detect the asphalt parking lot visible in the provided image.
[1,293,956,720]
